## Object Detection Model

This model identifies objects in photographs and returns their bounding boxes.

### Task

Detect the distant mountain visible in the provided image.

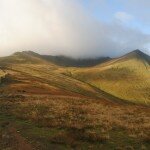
[120,49,150,64]
[0,51,48,65]
[0,51,111,67]
[41,55,110,67]
[22,51,111,67]
[0,50,149,68]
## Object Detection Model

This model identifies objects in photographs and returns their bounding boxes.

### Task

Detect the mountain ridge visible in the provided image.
[0,49,149,67]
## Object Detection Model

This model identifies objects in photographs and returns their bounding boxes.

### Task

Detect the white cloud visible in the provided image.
[0,0,149,57]
[114,12,133,23]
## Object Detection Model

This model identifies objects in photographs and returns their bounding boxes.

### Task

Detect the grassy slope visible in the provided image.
[1,50,150,104]
[0,69,6,83]
[65,51,150,105]
[0,69,4,76]
[0,52,103,99]
[0,51,49,65]
[12,64,106,98]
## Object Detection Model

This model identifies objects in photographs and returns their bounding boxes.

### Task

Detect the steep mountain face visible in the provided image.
[96,49,150,68]
[119,49,150,65]
[42,55,111,67]
[66,50,150,104]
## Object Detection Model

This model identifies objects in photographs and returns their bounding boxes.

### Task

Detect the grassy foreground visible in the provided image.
[0,94,150,150]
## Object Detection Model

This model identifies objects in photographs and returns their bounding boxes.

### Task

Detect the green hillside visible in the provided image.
[0,51,50,65]
[65,50,150,105]
[0,51,105,99]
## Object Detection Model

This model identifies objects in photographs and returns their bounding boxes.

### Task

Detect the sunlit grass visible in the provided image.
[66,57,150,104]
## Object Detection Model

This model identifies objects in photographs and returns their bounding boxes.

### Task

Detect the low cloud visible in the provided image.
[114,12,133,23]
[0,0,149,58]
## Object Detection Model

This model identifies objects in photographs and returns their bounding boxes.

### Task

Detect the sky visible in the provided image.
[0,0,150,58]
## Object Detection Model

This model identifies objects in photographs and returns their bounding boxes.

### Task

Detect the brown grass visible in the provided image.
[1,95,150,144]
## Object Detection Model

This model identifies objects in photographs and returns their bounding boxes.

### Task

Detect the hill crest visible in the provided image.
[121,49,150,63]
[0,49,149,67]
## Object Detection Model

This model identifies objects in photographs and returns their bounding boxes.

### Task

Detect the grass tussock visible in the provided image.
[0,94,150,149]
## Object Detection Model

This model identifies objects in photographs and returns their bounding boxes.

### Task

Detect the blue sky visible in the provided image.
[82,0,150,34]
[0,0,150,57]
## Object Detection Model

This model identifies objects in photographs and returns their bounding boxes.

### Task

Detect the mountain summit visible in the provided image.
[122,49,150,64]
